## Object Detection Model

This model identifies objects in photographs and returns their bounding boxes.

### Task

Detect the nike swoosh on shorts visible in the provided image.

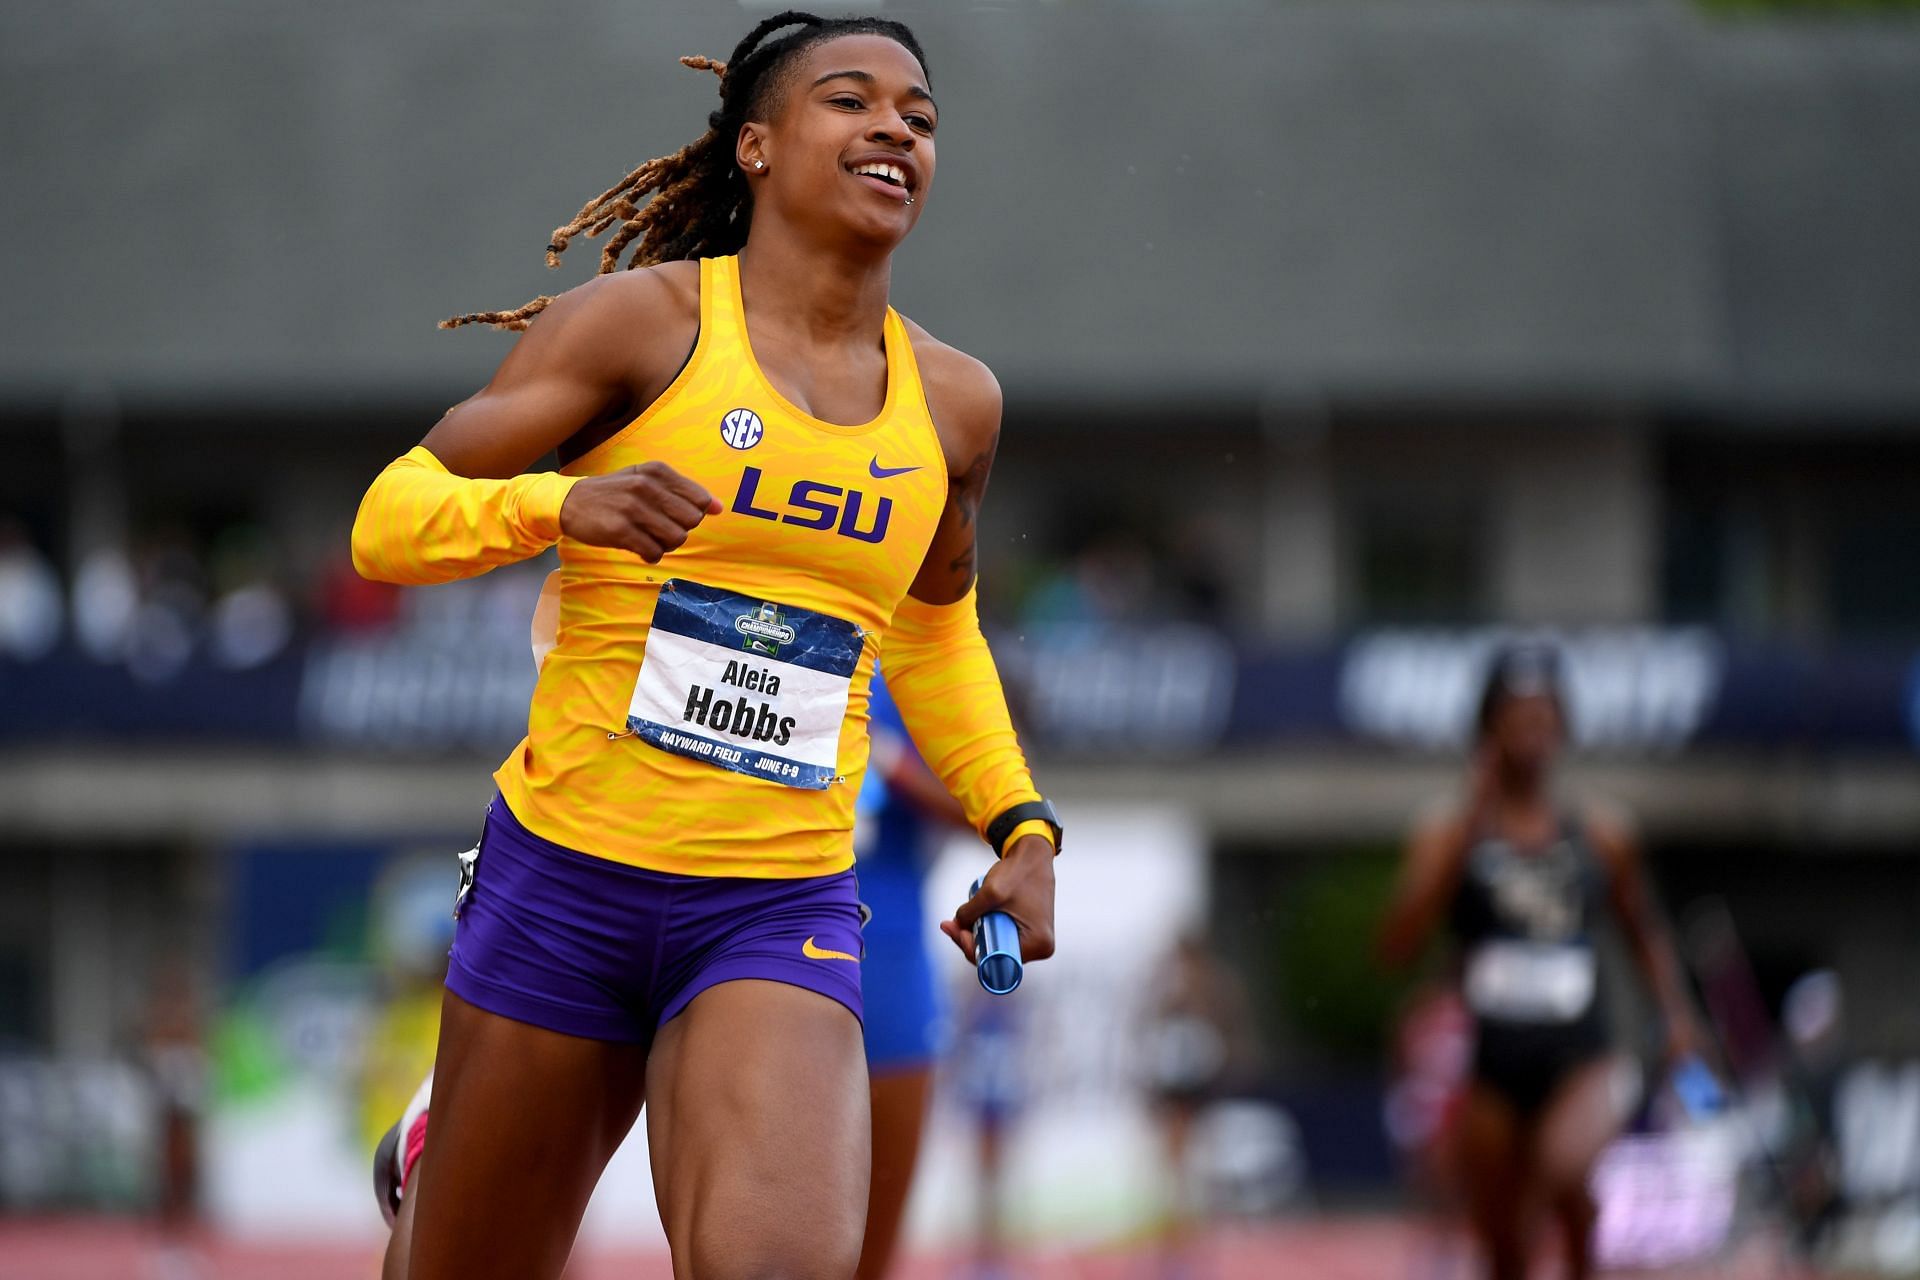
[802,936,859,962]
[868,458,921,479]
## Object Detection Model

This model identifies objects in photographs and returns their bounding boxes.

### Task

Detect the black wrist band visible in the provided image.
[985,799,1062,857]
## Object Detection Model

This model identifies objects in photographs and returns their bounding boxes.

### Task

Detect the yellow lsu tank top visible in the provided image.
[494,255,949,877]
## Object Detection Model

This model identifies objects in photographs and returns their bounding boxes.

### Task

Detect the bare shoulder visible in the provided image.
[633,258,703,318]
[509,263,701,381]
[899,315,1002,463]
[576,261,698,331]
[899,316,1000,404]
[422,262,706,474]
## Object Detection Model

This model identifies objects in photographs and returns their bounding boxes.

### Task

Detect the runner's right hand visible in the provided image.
[560,462,723,563]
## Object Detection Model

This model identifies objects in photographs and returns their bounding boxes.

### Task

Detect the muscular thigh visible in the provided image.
[405,991,648,1280]
[647,979,870,1280]
[1532,1054,1634,1194]
[1454,1081,1529,1223]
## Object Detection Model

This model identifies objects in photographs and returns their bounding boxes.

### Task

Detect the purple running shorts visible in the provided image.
[445,795,864,1043]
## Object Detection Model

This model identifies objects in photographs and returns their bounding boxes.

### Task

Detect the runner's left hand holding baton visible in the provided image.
[942,835,1057,973]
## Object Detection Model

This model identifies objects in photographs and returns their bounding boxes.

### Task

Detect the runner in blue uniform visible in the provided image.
[853,670,964,1278]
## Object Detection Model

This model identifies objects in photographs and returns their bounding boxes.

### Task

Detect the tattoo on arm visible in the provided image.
[908,437,997,605]
[947,542,977,585]
[953,439,996,528]
[948,439,996,589]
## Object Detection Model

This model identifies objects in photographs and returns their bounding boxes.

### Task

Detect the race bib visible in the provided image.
[1464,940,1597,1024]
[626,579,864,790]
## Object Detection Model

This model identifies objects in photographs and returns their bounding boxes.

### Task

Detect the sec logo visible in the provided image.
[719,407,765,451]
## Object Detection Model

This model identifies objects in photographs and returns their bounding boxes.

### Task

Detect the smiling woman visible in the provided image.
[438,14,936,333]
[348,10,1061,1280]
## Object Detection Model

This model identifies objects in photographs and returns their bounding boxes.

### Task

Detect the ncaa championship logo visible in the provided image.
[719,407,764,451]
[736,601,795,658]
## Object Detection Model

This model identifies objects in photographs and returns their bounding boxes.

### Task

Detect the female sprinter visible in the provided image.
[1377,646,1700,1280]
[350,14,1063,1279]
[371,657,965,1278]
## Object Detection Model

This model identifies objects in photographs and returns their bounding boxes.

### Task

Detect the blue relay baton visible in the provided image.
[1672,1053,1725,1121]
[968,876,1023,995]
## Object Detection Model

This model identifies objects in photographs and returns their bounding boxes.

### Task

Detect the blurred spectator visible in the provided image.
[140,960,207,1265]
[317,531,401,633]
[359,853,456,1156]
[72,545,139,662]
[951,983,1029,1280]
[1021,532,1160,627]
[42,518,306,675]
[126,530,206,683]
[1166,511,1233,623]
[206,526,293,669]
[0,517,63,660]
[1384,984,1474,1280]
[1383,983,1472,1192]
[1144,932,1261,1111]
[1781,969,1846,1254]
[1142,931,1261,1276]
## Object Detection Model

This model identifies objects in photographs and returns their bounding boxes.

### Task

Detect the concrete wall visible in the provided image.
[4,1,1918,412]
[1493,421,1657,623]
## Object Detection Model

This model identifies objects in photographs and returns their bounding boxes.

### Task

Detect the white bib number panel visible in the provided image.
[1464,940,1597,1024]
[626,579,864,790]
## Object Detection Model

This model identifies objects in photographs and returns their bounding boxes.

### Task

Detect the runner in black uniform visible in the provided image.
[1451,813,1612,1120]
[1380,646,1702,1280]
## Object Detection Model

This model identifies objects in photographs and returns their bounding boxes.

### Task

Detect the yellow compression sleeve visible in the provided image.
[350,446,580,586]
[880,585,1055,854]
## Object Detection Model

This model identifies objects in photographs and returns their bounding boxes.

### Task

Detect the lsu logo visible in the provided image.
[731,466,891,544]
[719,407,764,451]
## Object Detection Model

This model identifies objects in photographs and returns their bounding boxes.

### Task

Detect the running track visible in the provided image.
[0,1218,1806,1280]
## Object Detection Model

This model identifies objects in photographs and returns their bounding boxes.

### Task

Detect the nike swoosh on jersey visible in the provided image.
[802,936,859,963]
[868,458,921,479]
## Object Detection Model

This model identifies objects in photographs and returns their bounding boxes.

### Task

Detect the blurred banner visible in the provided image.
[6,605,1916,755]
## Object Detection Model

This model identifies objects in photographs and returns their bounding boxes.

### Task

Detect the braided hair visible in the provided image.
[442,11,930,330]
